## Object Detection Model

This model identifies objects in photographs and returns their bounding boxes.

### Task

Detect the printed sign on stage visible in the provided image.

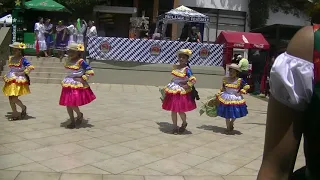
[88,37,224,66]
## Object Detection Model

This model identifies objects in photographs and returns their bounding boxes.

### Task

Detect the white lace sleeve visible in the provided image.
[67,25,74,33]
[34,23,39,31]
[269,53,314,111]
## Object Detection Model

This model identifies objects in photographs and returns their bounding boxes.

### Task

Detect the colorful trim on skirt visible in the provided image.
[59,87,96,106]
[3,83,30,96]
[162,92,196,112]
[217,103,248,119]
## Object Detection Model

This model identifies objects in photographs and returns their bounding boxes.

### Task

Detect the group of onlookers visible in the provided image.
[231,51,276,97]
[34,17,97,58]
[179,24,202,42]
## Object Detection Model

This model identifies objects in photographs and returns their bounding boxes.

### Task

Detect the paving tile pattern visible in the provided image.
[0,83,305,180]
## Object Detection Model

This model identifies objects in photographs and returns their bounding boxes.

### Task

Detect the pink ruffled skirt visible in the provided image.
[59,87,96,106]
[162,92,196,112]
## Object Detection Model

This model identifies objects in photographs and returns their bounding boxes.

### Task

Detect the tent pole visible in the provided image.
[155,21,159,34]
[162,21,168,39]
[206,24,209,43]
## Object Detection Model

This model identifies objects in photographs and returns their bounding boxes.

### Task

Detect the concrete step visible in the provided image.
[25,56,67,63]
[29,77,62,84]
[1,72,66,79]
[1,56,225,88]
[21,62,64,68]
[4,56,225,75]
[33,72,66,79]
[0,75,62,84]
[2,67,65,73]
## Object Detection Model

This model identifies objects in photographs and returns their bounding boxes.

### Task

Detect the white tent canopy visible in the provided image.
[156,5,210,42]
[158,5,209,23]
[0,14,12,25]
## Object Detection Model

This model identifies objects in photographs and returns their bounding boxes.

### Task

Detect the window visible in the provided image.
[194,8,246,42]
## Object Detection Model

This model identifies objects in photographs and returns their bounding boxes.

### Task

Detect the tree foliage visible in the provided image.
[269,0,320,16]
[249,0,320,29]
[0,0,101,15]
[0,0,15,14]
[55,0,100,10]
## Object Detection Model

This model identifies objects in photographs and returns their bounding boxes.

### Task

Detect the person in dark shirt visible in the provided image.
[186,26,200,43]
[251,50,263,95]
[179,24,189,41]
[231,54,240,64]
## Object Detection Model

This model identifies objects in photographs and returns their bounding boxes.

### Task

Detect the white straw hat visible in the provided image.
[227,63,241,72]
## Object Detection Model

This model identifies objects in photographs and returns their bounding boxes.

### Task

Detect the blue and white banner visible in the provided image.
[88,36,224,67]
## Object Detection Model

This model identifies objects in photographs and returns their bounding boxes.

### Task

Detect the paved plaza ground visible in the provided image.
[0,83,305,180]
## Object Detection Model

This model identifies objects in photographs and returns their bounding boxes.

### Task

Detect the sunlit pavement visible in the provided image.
[0,83,304,180]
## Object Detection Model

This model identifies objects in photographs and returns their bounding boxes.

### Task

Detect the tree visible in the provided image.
[269,0,320,17]
[249,0,320,29]
[54,0,100,15]
[0,0,101,16]
[0,0,15,14]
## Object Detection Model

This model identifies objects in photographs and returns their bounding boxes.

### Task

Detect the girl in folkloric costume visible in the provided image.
[3,42,34,121]
[161,49,197,135]
[216,63,250,132]
[34,17,48,57]
[59,43,96,129]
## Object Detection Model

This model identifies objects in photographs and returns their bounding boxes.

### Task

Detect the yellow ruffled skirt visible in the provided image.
[2,83,30,97]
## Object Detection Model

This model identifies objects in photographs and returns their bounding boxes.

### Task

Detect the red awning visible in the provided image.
[215,31,270,50]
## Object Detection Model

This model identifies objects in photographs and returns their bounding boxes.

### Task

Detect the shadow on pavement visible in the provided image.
[244,122,266,126]
[5,112,36,120]
[60,119,94,129]
[197,125,242,135]
[156,122,192,135]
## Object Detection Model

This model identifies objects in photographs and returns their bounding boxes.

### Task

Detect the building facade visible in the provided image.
[173,0,310,42]
[93,0,310,42]
[93,0,174,38]
[174,0,249,42]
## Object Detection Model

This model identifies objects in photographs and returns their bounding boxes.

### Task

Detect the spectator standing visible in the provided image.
[86,20,97,38]
[67,20,77,46]
[231,54,240,64]
[152,28,161,40]
[186,26,200,43]
[238,55,249,82]
[251,50,263,95]
[85,20,97,60]
[44,18,54,57]
[34,17,48,57]
[55,20,68,59]
[76,19,87,45]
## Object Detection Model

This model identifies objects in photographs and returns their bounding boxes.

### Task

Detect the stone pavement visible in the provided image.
[0,83,305,180]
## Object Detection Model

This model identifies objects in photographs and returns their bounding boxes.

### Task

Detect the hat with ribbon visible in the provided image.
[67,43,85,52]
[227,63,241,72]
[177,49,192,58]
[9,42,26,49]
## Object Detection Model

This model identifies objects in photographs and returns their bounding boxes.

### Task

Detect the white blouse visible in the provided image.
[86,26,97,37]
[270,52,314,111]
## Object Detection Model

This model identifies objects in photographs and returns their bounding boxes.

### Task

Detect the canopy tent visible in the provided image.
[215,31,270,70]
[24,0,71,13]
[158,5,209,23]
[156,5,210,42]
[215,31,270,50]
[0,14,12,25]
